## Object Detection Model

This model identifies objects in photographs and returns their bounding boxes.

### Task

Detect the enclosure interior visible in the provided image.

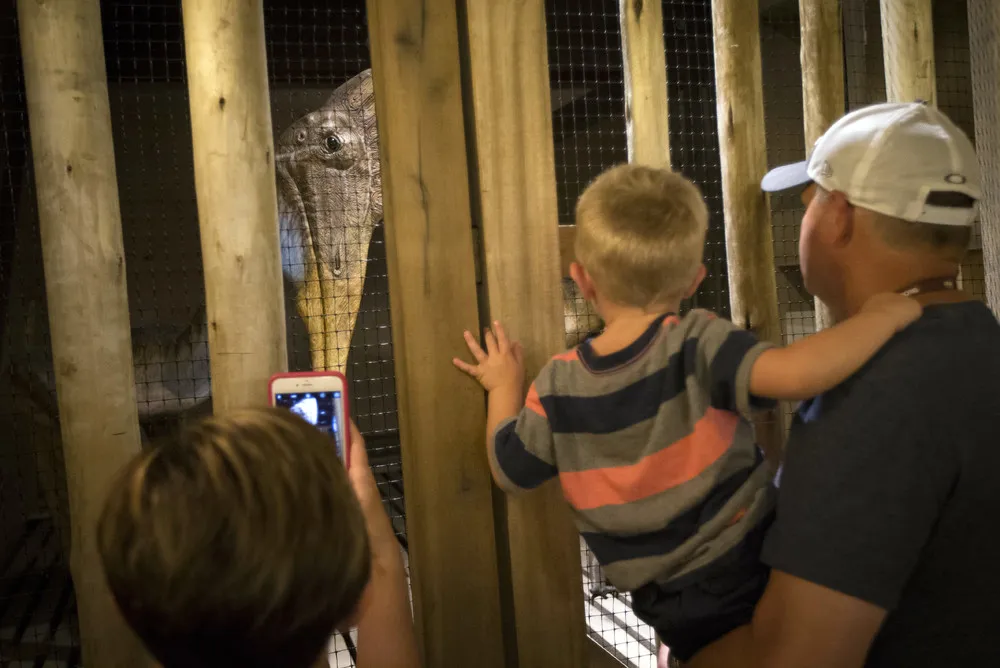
[0,1,987,667]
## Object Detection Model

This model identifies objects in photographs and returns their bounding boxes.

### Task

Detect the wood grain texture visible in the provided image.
[799,0,845,330]
[181,0,287,411]
[559,224,576,277]
[620,0,671,167]
[880,0,936,105]
[969,0,1000,316]
[462,1,586,665]
[711,0,785,454]
[365,0,507,665]
[16,1,149,665]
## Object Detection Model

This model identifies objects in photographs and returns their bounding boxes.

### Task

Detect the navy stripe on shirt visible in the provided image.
[542,342,690,434]
[710,328,774,413]
[494,419,558,489]
[580,461,758,565]
[543,329,771,434]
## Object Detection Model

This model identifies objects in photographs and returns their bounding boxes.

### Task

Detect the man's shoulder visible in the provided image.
[837,300,999,393]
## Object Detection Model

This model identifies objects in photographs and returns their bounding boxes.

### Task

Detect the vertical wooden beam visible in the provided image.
[880,0,936,105]
[620,0,671,167]
[711,0,785,454]
[181,0,287,412]
[365,1,507,666]
[969,0,1000,316]
[461,1,586,667]
[16,1,148,665]
[878,1,958,285]
[799,0,845,330]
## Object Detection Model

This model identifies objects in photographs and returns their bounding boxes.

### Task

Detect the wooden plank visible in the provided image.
[461,1,586,666]
[559,225,577,277]
[620,0,671,167]
[799,0,845,330]
[879,0,952,287]
[880,0,936,105]
[969,0,1000,316]
[16,1,149,665]
[711,0,785,455]
[181,0,287,411]
[364,0,507,665]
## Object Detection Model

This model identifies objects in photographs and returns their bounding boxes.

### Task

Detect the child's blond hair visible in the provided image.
[574,164,709,307]
[97,407,370,668]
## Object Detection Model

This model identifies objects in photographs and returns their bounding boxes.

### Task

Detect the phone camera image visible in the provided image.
[275,391,344,460]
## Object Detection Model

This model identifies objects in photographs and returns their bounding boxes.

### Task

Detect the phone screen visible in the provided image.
[274,390,346,460]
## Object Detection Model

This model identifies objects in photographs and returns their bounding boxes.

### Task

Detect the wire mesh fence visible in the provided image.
[1,3,81,664]
[0,1,401,665]
[0,1,991,666]
[843,0,985,302]
[545,2,657,666]
[264,3,402,663]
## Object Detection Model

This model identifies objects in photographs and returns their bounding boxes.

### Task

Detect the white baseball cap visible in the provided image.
[761,101,981,226]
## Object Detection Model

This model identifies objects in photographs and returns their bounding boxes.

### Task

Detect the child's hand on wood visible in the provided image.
[453,321,525,393]
[860,292,923,332]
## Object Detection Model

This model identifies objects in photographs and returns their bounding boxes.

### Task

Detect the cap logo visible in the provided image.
[945,173,967,184]
[818,160,833,178]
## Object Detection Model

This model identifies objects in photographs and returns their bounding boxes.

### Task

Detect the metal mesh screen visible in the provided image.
[1,4,80,664]
[759,2,813,346]
[665,0,731,318]
[0,2,403,665]
[932,0,987,301]
[969,0,1000,315]
[844,0,986,303]
[263,3,403,663]
[545,1,735,665]
[545,3,651,663]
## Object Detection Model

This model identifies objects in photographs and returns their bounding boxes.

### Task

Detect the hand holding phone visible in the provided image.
[268,371,351,468]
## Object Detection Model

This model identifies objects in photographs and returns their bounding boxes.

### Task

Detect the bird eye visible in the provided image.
[325,135,343,153]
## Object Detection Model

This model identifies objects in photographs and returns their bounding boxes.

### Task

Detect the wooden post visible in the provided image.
[461,1,585,666]
[969,0,1000,316]
[365,0,507,666]
[880,0,936,105]
[16,1,148,665]
[181,0,287,412]
[800,0,845,329]
[711,0,785,453]
[620,0,671,167]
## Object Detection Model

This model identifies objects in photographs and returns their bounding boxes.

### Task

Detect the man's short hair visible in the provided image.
[97,407,371,668]
[868,210,972,263]
[574,164,709,307]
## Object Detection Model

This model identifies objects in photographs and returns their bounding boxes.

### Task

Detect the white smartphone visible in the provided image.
[268,371,351,467]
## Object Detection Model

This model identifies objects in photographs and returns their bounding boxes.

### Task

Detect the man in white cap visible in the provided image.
[687,102,1000,667]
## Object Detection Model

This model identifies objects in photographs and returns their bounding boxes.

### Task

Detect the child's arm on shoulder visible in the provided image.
[453,321,558,493]
[749,292,922,400]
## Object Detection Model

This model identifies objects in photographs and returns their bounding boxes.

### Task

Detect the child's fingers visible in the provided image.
[452,357,480,377]
[493,321,510,353]
[511,341,524,365]
[463,330,488,363]
[484,327,498,356]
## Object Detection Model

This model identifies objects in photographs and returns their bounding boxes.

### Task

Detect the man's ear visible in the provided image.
[570,261,597,302]
[827,190,855,247]
[684,263,707,298]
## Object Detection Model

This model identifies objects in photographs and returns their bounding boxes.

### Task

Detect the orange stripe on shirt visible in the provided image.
[553,349,580,362]
[526,350,578,417]
[525,384,546,418]
[558,407,739,511]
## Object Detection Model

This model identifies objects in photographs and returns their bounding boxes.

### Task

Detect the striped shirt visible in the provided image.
[490,310,779,592]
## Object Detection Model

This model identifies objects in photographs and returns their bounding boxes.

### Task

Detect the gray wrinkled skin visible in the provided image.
[130,70,596,422]
[276,70,382,374]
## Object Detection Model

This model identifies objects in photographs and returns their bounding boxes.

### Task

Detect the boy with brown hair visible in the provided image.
[453,163,921,663]
[96,407,418,668]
